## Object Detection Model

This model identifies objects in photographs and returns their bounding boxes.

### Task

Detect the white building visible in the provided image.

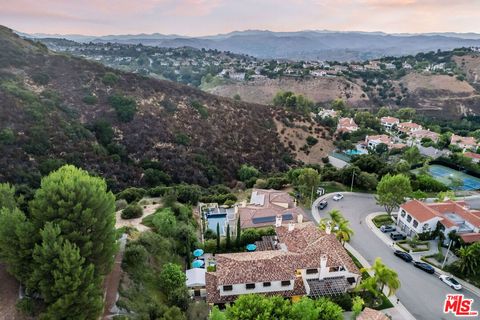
[380,116,400,130]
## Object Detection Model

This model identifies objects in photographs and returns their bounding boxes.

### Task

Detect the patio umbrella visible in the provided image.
[246,244,257,251]
[193,249,204,257]
[192,260,205,268]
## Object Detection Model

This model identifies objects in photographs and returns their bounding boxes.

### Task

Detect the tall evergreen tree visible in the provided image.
[30,223,103,319]
[29,165,117,276]
[216,222,221,251]
[235,216,241,248]
[0,183,17,210]
[226,224,231,250]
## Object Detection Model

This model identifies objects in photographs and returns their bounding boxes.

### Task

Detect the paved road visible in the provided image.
[311,193,480,320]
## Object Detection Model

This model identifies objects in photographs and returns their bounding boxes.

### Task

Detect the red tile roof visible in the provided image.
[401,200,439,222]
[464,152,480,160]
[380,116,399,124]
[460,233,480,243]
[358,308,390,320]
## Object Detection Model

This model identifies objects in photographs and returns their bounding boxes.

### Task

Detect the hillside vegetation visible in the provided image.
[0,26,326,192]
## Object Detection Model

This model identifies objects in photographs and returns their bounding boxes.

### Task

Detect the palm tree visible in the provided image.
[457,244,480,275]
[370,258,400,297]
[329,209,343,225]
[336,219,354,245]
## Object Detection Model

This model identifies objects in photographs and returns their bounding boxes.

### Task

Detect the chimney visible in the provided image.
[319,254,328,279]
[288,223,295,232]
[275,214,282,227]
[325,222,332,235]
[297,214,303,224]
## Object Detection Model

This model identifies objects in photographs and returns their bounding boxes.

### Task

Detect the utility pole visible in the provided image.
[441,239,453,269]
[350,169,356,192]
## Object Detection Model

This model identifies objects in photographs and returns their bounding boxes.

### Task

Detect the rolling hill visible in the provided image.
[0,26,332,191]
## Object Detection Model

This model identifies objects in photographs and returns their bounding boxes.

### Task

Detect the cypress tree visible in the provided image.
[226,224,231,250]
[216,222,220,252]
[235,216,241,248]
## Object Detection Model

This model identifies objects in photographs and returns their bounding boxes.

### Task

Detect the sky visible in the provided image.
[1,0,480,36]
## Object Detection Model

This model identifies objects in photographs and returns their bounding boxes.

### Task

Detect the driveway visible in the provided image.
[311,193,480,320]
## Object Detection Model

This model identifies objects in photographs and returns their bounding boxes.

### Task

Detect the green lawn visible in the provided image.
[372,214,394,228]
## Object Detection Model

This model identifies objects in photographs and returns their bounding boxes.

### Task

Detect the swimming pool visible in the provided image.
[412,164,480,191]
[345,149,362,156]
[207,214,227,236]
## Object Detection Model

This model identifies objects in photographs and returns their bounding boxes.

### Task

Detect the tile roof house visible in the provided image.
[357,308,390,320]
[463,152,480,163]
[380,116,400,129]
[409,129,440,142]
[365,135,406,150]
[397,121,422,134]
[450,134,479,151]
[206,222,361,304]
[236,189,307,229]
[398,200,480,243]
[336,117,359,134]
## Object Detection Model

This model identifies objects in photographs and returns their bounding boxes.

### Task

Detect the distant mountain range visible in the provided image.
[20,30,480,61]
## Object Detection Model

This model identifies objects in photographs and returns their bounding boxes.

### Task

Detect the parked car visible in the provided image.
[439,275,462,290]
[332,193,344,201]
[394,250,413,262]
[413,261,435,274]
[318,201,328,210]
[380,225,396,233]
[390,232,407,241]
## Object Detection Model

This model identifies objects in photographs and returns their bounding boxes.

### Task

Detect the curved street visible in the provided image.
[310,192,480,320]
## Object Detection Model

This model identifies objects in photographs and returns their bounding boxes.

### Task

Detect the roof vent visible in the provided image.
[288,223,295,232]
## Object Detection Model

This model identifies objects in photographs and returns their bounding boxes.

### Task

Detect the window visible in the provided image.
[263,282,271,287]
[406,215,412,223]
[281,280,291,286]
[401,210,406,218]
[413,220,419,228]
[245,283,255,290]
[306,269,318,274]
[223,285,233,291]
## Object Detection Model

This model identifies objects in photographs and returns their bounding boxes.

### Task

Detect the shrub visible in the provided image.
[102,72,119,85]
[0,128,15,144]
[306,135,319,146]
[16,297,35,316]
[329,293,353,311]
[174,132,191,146]
[115,199,128,211]
[122,243,148,271]
[31,72,50,85]
[82,94,98,105]
[116,187,146,203]
[108,94,137,122]
[121,204,143,219]
[144,168,171,187]
[190,100,208,118]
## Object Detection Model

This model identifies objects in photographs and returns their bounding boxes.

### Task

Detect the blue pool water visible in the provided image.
[207,214,227,236]
[345,149,362,156]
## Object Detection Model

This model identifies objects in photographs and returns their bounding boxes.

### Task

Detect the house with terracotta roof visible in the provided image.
[365,135,406,150]
[464,152,480,163]
[380,116,399,130]
[409,129,440,142]
[357,308,390,320]
[398,200,480,243]
[236,189,307,229]
[450,134,479,151]
[397,121,422,134]
[206,222,360,304]
[336,117,359,134]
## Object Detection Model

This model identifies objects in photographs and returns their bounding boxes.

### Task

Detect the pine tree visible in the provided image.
[216,222,221,252]
[0,183,17,210]
[31,223,102,319]
[226,224,231,250]
[29,165,117,276]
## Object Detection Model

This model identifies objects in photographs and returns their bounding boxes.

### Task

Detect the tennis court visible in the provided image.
[415,164,480,191]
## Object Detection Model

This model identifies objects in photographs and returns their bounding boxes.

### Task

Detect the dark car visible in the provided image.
[413,261,435,274]
[318,201,328,210]
[394,250,413,262]
[390,232,407,241]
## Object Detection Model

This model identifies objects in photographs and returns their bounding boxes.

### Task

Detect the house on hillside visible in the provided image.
[380,116,400,130]
[464,152,480,163]
[398,200,480,243]
[206,222,361,304]
[336,118,359,134]
[318,109,338,119]
[365,135,406,150]
[409,129,440,142]
[397,121,422,134]
[450,134,479,151]
[236,189,306,229]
